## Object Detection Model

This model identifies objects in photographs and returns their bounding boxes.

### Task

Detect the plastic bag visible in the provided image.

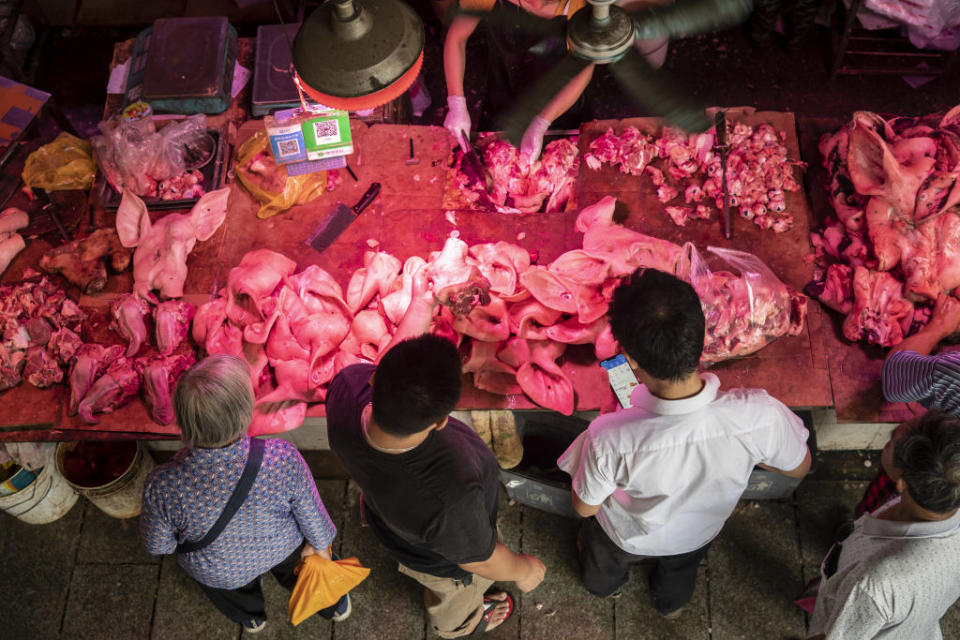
[21,132,96,191]
[288,553,370,626]
[91,114,207,197]
[234,129,328,219]
[677,243,808,364]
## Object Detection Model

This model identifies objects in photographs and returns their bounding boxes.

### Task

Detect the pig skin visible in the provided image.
[154,300,195,355]
[111,294,151,356]
[138,353,195,425]
[67,344,125,415]
[77,357,141,424]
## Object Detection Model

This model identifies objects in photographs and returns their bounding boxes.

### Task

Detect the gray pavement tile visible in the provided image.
[333,481,425,640]
[796,480,867,582]
[709,500,807,640]
[519,509,614,640]
[77,504,159,564]
[614,563,710,640]
[61,563,159,640]
[0,502,83,640]
[152,554,239,640]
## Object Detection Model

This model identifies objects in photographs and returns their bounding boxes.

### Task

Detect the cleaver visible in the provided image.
[306,182,381,253]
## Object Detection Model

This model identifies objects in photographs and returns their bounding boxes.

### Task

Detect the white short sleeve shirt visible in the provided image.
[557,373,808,556]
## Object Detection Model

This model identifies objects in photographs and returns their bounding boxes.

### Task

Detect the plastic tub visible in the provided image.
[0,462,79,524]
[56,441,155,519]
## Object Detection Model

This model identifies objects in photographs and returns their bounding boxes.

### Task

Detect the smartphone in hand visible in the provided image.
[600,354,640,409]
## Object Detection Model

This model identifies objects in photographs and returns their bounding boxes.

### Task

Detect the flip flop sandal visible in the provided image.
[473,590,515,635]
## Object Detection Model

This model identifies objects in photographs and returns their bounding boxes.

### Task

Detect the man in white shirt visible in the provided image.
[558,268,812,617]
[807,411,960,640]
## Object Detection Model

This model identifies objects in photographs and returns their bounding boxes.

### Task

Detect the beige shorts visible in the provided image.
[397,564,495,638]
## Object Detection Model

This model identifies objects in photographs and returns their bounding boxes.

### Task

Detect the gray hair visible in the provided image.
[174,354,254,448]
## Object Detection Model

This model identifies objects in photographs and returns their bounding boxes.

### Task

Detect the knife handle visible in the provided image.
[715,111,727,146]
[353,182,381,215]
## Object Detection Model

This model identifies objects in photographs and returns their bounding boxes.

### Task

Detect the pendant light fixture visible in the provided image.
[292,0,425,111]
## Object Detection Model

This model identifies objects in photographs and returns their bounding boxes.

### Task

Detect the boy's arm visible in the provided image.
[459,543,546,592]
[571,489,602,517]
[757,447,812,479]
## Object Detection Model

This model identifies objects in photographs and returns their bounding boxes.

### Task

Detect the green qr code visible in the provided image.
[312,119,341,144]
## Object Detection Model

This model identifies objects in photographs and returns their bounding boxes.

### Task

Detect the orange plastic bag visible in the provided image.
[288,553,370,626]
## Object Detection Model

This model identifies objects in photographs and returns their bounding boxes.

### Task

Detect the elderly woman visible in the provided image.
[140,354,348,633]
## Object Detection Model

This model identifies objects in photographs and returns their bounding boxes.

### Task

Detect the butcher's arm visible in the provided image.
[540,64,595,123]
[757,447,812,479]
[889,293,960,356]
[571,488,602,517]
[444,15,480,98]
[460,543,546,592]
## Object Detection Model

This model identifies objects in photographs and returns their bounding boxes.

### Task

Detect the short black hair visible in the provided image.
[894,411,960,514]
[608,268,705,381]
[372,334,463,436]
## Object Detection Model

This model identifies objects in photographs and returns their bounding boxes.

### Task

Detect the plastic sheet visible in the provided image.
[21,133,96,192]
[91,114,207,196]
[234,129,328,219]
[678,244,808,364]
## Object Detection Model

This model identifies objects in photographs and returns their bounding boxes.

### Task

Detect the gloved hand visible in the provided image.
[521,116,550,161]
[444,95,471,149]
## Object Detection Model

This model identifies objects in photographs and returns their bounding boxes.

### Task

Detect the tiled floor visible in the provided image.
[4,476,959,640]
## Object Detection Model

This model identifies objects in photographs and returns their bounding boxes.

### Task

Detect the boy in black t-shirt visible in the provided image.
[327,332,546,637]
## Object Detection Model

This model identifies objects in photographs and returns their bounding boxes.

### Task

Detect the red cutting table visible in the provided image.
[0,109,837,441]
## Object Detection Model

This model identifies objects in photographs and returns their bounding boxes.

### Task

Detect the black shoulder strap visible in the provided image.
[176,438,266,554]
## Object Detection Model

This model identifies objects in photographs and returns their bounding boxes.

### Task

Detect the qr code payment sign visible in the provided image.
[312,119,341,145]
[277,139,301,156]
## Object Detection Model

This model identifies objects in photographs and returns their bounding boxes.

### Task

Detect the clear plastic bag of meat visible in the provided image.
[678,243,808,365]
[91,114,206,197]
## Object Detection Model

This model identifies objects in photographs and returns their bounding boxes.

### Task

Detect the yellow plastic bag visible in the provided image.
[288,553,370,626]
[234,129,328,219]
[22,132,96,191]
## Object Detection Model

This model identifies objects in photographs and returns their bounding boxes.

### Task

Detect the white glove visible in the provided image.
[444,95,471,148]
[521,116,550,161]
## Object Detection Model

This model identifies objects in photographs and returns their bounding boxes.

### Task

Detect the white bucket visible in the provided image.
[0,461,79,524]
[57,441,155,519]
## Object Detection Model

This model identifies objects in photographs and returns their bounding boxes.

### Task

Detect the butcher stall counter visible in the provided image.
[0,109,842,443]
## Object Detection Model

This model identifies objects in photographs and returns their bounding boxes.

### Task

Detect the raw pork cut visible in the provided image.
[68,344,125,415]
[111,294,151,357]
[77,357,141,424]
[584,122,802,232]
[154,300,195,355]
[138,353,195,424]
[0,278,87,393]
[451,135,579,214]
[425,236,491,315]
[810,106,960,346]
[38,228,131,294]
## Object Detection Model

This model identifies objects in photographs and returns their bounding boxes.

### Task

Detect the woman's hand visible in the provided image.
[301,543,333,561]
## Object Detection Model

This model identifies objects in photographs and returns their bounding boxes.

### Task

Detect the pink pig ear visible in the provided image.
[190,188,230,241]
[116,190,151,248]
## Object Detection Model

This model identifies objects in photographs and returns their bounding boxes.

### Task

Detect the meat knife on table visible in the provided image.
[307,182,381,253]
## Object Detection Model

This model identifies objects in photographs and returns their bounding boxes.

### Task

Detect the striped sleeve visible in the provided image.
[882,350,960,415]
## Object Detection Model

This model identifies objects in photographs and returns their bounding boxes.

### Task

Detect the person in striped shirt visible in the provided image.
[857,293,960,515]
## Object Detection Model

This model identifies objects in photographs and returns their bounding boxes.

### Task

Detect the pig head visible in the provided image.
[116,188,229,300]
